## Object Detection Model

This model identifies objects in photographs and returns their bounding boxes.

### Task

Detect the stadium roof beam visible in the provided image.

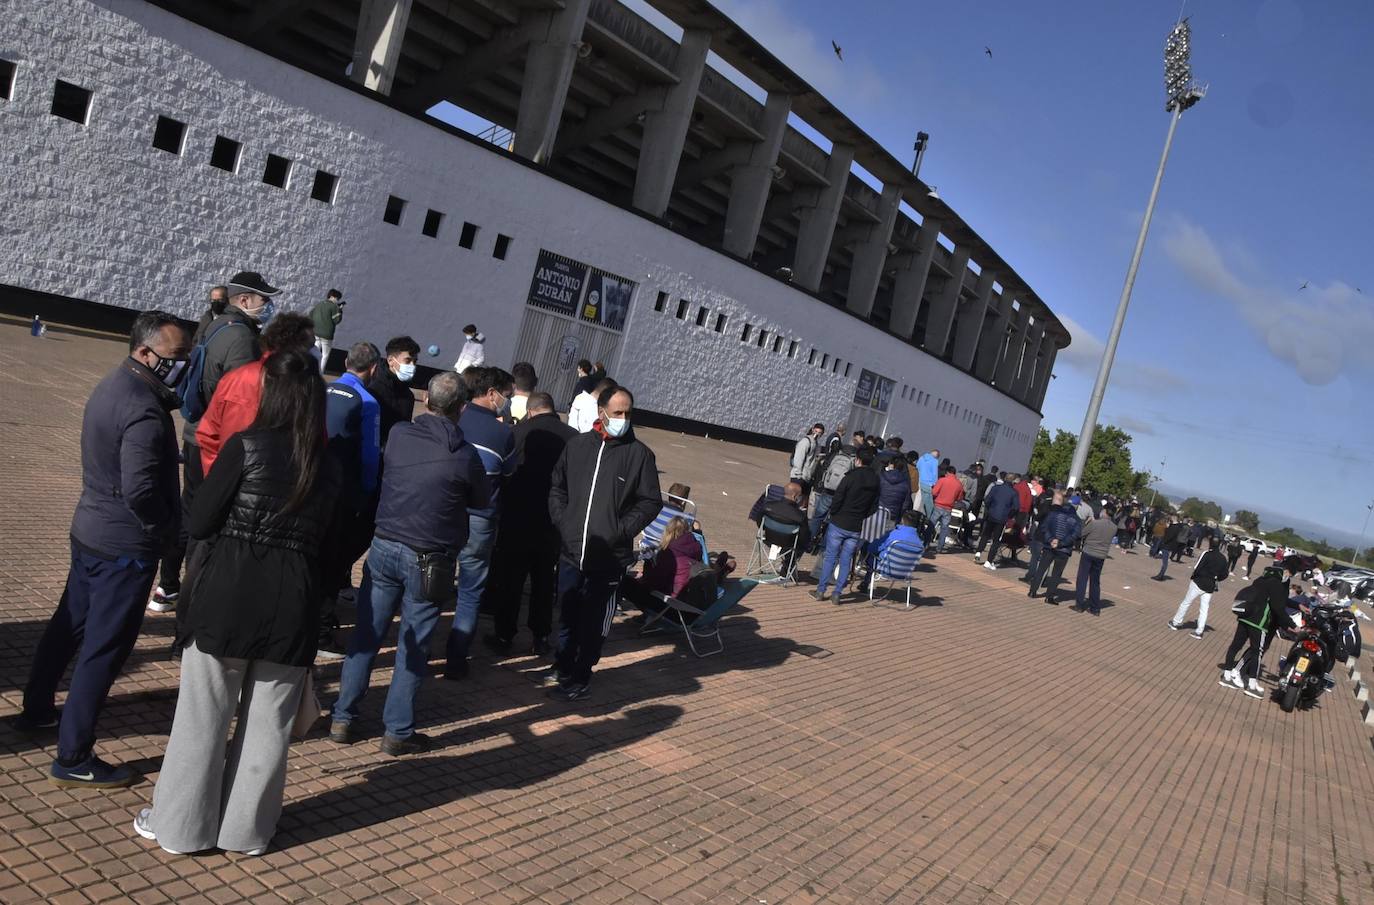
[952,267,996,371]
[976,290,1016,382]
[887,217,940,340]
[635,28,711,215]
[350,0,415,95]
[791,143,854,291]
[721,91,790,258]
[923,245,971,357]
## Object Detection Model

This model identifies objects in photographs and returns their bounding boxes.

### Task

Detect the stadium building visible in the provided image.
[0,0,1069,467]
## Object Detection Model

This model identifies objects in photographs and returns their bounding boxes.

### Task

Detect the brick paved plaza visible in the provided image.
[1,319,1372,905]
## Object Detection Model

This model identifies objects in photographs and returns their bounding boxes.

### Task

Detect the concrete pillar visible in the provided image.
[633,28,712,216]
[1031,344,1057,409]
[513,0,592,165]
[995,307,1029,390]
[792,143,855,291]
[923,245,971,357]
[975,291,1014,382]
[844,183,902,319]
[721,92,791,258]
[350,0,414,95]
[1014,324,1045,398]
[952,268,996,371]
[888,219,940,339]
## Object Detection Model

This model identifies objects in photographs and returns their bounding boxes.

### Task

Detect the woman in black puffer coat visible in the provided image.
[136,349,341,857]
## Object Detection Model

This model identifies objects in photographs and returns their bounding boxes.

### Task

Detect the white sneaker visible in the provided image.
[973,552,983,563]
[146,587,178,613]
[1189,631,1204,640]
[1167,621,1183,631]
[1244,680,1263,698]
[1218,669,1243,690]
[133,808,186,855]
[983,561,997,571]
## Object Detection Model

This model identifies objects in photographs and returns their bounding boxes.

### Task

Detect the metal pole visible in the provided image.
[1354,503,1374,564]
[1066,104,1185,488]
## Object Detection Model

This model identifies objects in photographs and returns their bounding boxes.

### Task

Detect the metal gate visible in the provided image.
[512,307,623,410]
[846,403,889,440]
[977,418,1000,464]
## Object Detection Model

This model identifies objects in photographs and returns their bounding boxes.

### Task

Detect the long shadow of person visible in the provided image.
[275,703,684,848]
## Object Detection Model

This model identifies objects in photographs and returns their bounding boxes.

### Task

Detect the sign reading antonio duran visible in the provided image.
[854,369,896,413]
[526,249,636,333]
[526,250,587,318]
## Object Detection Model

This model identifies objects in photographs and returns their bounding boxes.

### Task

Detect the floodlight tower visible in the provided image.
[1066,20,1206,489]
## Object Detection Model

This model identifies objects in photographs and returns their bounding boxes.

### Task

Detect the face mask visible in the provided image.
[255,299,276,324]
[496,393,512,417]
[147,352,188,388]
[396,362,416,382]
[604,417,629,438]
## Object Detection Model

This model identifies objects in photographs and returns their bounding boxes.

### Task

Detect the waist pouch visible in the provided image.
[417,551,458,603]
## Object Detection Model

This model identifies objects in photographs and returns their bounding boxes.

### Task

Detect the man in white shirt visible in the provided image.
[569,378,616,433]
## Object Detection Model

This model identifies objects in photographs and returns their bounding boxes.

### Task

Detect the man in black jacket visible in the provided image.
[1168,536,1230,639]
[547,386,661,701]
[1219,567,1287,697]
[810,446,880,604]
[19,312,188,788]
[367,335,420,446]
[753,481,812,576]
[1153,519,1186,580]
[485,393,577,655]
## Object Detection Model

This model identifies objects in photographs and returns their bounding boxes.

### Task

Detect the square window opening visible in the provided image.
[740,324,752,343]
[383,194,407,225]
[51,79,91,125]
[695,306,709,327]
[788,340,798,358]
[772,335,783,354]
[675,299,690,320]
[209,135,241,172]
[820,353,829,369]
[422,209,445,238]
[756,329,768,348]
[0,59,15,102]
[151,115,186,155]
[808,349,817,365]
[843,362,852,377]
[714,313,728,333]
[262,153,291,189]
[311,169,338,204]
[654,291,668,313]
[832,358,840,374]
[493,234,512,259]
[458,221,478,249]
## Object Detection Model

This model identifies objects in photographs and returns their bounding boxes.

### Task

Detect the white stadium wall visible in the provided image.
[0,0,1041,470]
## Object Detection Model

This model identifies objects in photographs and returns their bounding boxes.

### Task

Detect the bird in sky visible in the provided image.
[985,46,993,58]
[1298,281,1308,290]
[832,40,843,61]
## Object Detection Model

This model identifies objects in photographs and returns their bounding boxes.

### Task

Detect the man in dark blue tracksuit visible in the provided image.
[547,386,661,701]
[18,312,189,788]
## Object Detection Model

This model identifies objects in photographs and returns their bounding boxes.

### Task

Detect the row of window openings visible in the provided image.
[654,292,846,372]
[382,196,510,259]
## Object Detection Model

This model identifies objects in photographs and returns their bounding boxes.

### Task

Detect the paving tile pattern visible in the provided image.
[2,319,1373,904]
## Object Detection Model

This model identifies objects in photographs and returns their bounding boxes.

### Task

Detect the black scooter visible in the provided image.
[1275,601,1361,712]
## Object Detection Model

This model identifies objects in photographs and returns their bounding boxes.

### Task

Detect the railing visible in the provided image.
[476,123,515,151]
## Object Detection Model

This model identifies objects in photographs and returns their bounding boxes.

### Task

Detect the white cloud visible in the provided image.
[1108,414,1156,437]
[1054,312,1188,393]
[1162,216,1373,386]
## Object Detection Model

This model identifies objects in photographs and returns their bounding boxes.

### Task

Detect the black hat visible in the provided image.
[227,271,281,296]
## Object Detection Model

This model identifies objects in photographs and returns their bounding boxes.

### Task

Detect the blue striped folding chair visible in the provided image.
[868,540,924,608]
[639,505,686,559]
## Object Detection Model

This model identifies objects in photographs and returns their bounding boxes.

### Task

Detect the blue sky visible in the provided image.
[434,0,1374,542]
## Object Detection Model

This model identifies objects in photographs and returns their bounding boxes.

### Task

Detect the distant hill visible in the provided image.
[1155,482,1364,549]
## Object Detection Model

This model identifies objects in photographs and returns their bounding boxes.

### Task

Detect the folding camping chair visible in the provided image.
[639,504,687,559]
[641,578,758,657]
[745,516,801,585]
[867,540,925,608]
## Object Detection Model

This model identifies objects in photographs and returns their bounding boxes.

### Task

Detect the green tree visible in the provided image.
[1233,509,1260,533]
[1178,497,1223,522]
[1025,423,1149,498]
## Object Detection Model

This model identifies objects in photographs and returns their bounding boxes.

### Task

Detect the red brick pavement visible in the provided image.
[2,319,1373,904]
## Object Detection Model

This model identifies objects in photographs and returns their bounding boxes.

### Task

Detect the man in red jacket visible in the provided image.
[929,465,966,555]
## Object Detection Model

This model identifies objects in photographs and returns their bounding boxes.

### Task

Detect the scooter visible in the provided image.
[1275,600,1359,712]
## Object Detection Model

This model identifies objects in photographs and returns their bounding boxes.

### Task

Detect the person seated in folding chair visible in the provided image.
[750,481,811,578]
[853,510,927,594]
[620,517,729,622]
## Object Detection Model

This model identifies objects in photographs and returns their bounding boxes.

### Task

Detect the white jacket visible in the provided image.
[453,333,486,372]
[568,391,599,433]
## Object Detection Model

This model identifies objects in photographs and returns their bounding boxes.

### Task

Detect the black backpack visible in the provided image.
[178,319,248,422]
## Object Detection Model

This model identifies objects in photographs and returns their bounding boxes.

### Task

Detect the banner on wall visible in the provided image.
[526,249,636,333]
[526,250,588,318]
[853,368,896,413]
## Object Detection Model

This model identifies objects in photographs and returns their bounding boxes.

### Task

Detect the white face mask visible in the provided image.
[604,416,629,437]
[396,362,416,382]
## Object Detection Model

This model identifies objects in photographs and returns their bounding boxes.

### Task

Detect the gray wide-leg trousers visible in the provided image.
[150,642,305,853]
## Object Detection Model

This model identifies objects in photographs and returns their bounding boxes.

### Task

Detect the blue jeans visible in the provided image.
[1076,554,1104,612]
[932,507,954,552]
[808,492,834,542]
[816,524,861,598]
[24,541,157,762]
[1155,546,1170,578]
[919,483,935,522]
[445,513,497,668]
[333,537,439,739]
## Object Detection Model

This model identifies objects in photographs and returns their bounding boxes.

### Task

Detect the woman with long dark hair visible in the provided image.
[133,348,340,856]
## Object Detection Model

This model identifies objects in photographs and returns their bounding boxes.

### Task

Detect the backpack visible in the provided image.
[819,450,855,493]
[1231,583,1258,614]
[178,319,248,422]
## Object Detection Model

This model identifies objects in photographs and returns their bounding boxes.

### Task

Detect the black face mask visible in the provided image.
[147,352,189,388]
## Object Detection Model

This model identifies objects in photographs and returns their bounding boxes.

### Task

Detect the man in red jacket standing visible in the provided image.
[929,465,966,556]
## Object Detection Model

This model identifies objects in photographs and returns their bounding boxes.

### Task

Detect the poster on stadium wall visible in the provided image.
[526,250,588,318]
[580,268,636,332]
[853,368,895,412]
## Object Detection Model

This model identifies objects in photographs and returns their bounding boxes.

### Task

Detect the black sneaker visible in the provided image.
[807,590,825,602]
[315,628,346,661]
[380,732,432,756]
[482,633,513,655]
[329,721,356,744]
[530,636,551,657]
[13,711,59,732]
[50,755,136,789]
[540,668,572,689]
[441,659,469,681]
[549,682,590,702]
